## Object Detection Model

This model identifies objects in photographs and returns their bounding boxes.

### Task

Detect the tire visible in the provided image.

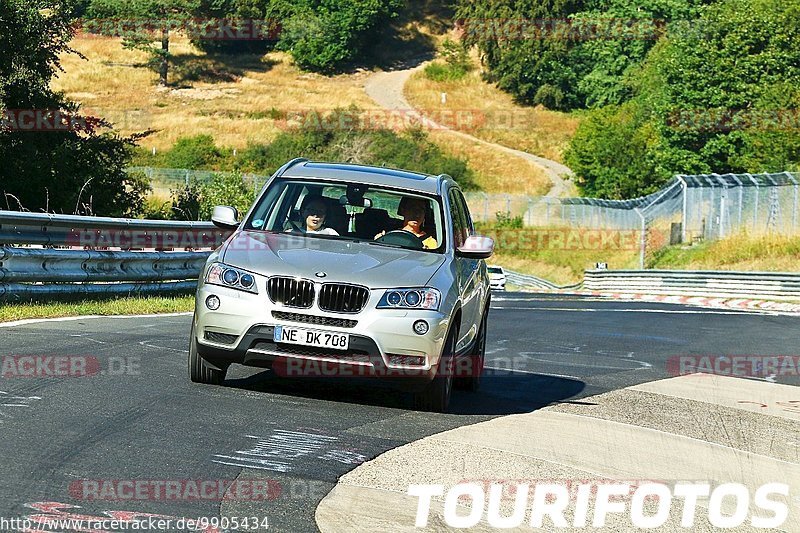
[188,325,228,385]
[455,307,488,392]
[414,327,457,413]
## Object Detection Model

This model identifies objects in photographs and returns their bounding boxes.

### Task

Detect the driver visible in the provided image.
[375,197,438,249]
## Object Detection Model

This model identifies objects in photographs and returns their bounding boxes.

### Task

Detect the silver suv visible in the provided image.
[189,159,494,412]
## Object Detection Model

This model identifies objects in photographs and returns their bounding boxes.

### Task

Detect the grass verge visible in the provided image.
[648,234,800,272]
[490,233,800,286]
[0,296,195,323]
[479,225,640,285]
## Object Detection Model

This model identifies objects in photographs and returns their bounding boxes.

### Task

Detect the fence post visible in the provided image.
[527,198,533,227]
[483,193,489,223]
[746,174,759,231]
[730,175,743,229]
[634,208,646,269]
[677,175,688,243]
[785,172,798,230]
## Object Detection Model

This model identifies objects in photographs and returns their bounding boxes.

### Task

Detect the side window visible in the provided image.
[448,189,467,248]
[455,191,474,236]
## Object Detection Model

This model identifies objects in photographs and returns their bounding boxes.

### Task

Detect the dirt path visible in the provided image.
[364,62,574,198]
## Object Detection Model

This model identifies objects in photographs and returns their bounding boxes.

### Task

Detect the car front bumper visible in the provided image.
[193,283,450,390]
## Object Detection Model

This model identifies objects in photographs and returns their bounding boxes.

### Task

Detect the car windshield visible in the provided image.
[488,267,503,274]
[245,179,445,253]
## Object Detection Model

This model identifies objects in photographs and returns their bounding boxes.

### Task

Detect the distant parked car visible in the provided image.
[487,266,506,291]
[189,159,494,412]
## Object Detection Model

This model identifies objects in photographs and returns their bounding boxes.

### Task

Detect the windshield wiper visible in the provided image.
[366,240,405,249]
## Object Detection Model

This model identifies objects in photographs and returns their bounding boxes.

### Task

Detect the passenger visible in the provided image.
[288,194,339,235]
[375,197,438,249]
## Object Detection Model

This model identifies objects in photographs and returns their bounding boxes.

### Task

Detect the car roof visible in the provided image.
[279,160,456,195]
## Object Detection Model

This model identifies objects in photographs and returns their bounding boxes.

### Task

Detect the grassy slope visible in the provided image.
[404,57,582,165]
[52,34,549,194]
[648,235,800,272]
[0,296,195,323]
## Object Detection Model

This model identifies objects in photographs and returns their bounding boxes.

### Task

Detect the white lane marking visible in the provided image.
[0,312,192,329]
[0,392,42,424]
[491,306,784,316]
[137,341,189,354]
[522,356,652,371]
[213,430,355,473]
[484,366,581,380]
[66,334,108,345]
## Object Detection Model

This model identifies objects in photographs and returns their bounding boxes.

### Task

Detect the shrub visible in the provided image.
[197,173,253,220]
[424,38,473,81]
[163,135,224,169]
[495,212,524,229]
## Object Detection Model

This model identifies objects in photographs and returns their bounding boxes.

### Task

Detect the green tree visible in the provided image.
[566,0,800,197]
[639,0,800,174]
[279,0,403,72]
[87,0,201,85]
[0,0,146,216]
[457,0,709,110]
[564,103,667,198]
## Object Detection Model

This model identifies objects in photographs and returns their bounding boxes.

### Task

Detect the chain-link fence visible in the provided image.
[128,167,268,198]
[130,167,800,268]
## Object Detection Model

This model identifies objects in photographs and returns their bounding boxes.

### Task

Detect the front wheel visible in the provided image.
[414,328,457,413]
[188,325,228,385]
[456,307,488,392]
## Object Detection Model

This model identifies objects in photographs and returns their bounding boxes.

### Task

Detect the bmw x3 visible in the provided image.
[189,159,494,412]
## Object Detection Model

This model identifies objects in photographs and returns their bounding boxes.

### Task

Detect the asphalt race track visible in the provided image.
[0,293,798,532]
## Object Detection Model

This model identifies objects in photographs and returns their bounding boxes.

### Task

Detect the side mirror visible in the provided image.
[456,235,494,259]
[211,206,240,230]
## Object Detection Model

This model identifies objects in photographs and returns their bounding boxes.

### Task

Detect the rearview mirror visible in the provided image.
[211,205,240,230]
[339,195,372,208]
[456,235,494,259]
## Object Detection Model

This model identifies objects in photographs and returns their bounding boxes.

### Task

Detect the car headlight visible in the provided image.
[378,288,440,310]
[206,263,258,294]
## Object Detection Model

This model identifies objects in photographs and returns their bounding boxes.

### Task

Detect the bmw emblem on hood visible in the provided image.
[315,271,327,278]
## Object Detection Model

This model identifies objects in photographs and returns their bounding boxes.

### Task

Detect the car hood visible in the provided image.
[221,231,446,288]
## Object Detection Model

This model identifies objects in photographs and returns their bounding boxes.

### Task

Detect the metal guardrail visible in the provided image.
[0,210,229,301]
[504,270,582,291]
[0,210,228,248]
[584,269,800,301]
[4,209,798,304]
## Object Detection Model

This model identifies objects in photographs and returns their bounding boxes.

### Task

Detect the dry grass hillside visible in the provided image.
[405,60,581,164]
[53,34,552,193]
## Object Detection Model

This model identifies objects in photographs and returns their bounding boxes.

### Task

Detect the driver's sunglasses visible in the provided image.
[303,206,327,216]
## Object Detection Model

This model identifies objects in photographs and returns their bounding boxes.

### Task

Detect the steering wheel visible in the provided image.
[376,230,424,250]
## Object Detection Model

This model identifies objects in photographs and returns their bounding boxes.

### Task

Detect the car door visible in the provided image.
[448,188,481,353]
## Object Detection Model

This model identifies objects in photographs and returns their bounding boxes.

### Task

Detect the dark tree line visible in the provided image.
[0,0,147,215]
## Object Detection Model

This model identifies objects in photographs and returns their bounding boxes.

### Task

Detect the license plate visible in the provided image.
[273,325,350,351]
